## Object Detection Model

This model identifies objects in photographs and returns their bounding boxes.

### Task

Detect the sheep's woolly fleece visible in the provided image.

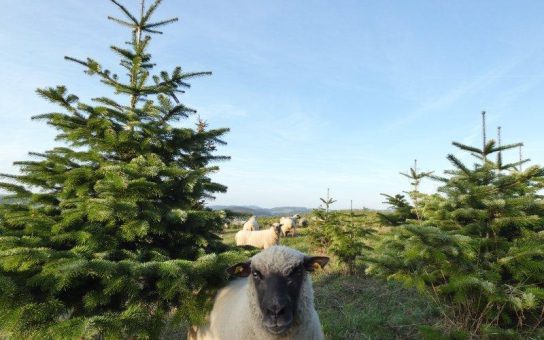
[189,246,324,340]
[243,216,260,231]
[235,227,279,249]
[279,217,296,236]
[251,245,304,275]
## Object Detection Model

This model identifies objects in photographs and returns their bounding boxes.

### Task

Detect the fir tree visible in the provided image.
[308,199,374,274]
[0,1,248,337]
[399,159,433,222]
[319,188,337,213]
[377,193,415,226]
[378,160,432,226]
[367,121,544,337]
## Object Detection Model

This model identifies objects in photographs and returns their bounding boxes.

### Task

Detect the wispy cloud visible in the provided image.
[384,51,538,132]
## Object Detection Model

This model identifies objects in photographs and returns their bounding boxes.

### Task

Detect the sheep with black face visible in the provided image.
[188,246,329,339]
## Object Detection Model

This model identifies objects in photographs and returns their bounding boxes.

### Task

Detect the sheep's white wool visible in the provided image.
[297,218,309,228]
[235,227,279,249]
[189,246,324,340]
[242,216,260,231]
[279,217,297,237]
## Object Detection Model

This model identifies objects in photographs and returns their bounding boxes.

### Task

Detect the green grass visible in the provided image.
[222,218,439,339]
[221,228,237,245]
[279,228,314,253]
[314,274,437,339]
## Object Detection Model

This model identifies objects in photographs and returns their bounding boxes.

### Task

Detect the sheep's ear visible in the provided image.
[303,256,329,272]
[227,261,251,277]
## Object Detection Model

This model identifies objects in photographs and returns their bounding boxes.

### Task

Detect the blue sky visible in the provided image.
[1,1,544,209]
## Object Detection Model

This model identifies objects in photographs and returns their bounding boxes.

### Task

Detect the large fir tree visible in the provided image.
[367,126,544,337]
[0,1,247,337]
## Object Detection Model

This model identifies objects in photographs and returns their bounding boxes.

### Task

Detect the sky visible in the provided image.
[1,1,544,209]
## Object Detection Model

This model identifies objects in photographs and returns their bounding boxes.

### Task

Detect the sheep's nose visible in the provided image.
[267,303,287,318]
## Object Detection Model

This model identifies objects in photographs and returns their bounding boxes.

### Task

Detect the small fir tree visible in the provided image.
[399,160,433,222]
[319,188,337,213]
[367,129,544,337]
[377,193,415,226]
[0,1,247,337]
[308,201,374,274]
[378,160,432,226]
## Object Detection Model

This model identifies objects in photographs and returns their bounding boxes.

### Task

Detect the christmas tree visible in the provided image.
[378,160,432,226]
[367,114,544,337]
[309,196,374,274]
[377,193,415,226]
[0,0,247,337]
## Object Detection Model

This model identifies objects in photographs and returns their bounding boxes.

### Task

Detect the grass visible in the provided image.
[314,274,437,339]
[222,217,439,339]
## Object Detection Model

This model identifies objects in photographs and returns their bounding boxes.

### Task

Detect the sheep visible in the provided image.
[235,224,282,249]
[242,215,260,231]
[279,215,300,237]
[188,246,329,340]
[297,217,309,228]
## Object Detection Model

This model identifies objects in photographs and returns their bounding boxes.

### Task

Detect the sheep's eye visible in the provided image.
[252,270,262,279]
[290,267,303,276]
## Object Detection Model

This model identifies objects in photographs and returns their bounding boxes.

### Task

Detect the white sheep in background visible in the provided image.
[279,214,300,237]
[188,246,329,340]
[297,217,309,228]
[242,215,260,231]
[235,225,282,249]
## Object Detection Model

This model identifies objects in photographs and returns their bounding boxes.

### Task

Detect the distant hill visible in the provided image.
[209,205,312,216]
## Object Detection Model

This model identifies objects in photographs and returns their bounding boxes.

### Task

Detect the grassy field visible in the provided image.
[223,219,439,339]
